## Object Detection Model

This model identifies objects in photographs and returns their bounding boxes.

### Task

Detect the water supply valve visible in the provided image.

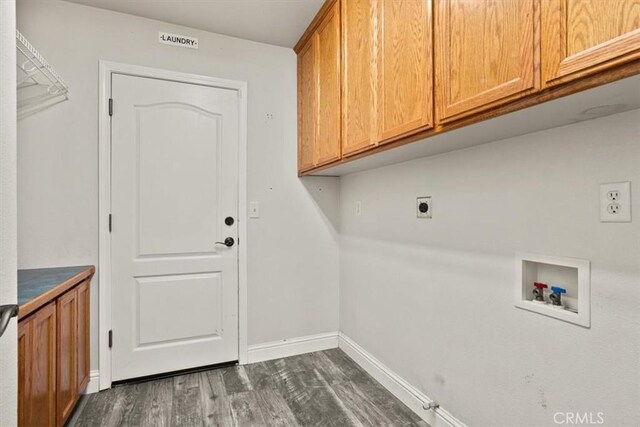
[533,282,548,303]
[549,286,566,307]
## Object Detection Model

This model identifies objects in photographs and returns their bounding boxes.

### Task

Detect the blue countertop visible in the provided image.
[18,266,93,306]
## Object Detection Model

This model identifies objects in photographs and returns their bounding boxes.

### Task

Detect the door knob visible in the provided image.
[0,304,19,338]
[215,237,235,247]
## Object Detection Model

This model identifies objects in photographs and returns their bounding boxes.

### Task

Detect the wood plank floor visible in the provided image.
[68,349,429,427]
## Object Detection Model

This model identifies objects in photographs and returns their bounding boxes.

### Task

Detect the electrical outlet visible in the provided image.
[607,203,621,214]
[355,201,362,216]
[417,197,432,218]
[607,190,620,201]
[600,182,631,222]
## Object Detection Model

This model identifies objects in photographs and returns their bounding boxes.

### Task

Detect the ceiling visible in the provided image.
[64,0,324,48]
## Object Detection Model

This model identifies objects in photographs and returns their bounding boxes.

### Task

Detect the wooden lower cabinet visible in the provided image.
[56,289,78,426]
[18,303,57,427]
[76,281,90,393]
[18,321,29,427]
[18,281,90,427]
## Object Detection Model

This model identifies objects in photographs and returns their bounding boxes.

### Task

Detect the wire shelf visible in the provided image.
[16,30,69,119]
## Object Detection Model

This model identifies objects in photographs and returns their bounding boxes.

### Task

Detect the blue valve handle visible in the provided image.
[551,286,566,294]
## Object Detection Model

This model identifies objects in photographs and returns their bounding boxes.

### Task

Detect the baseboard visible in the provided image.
[83,370,100,394]
[338,333,466,427]
[246,331,339,364]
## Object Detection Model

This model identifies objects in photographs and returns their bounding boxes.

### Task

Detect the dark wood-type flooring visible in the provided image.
[68,349,429,427]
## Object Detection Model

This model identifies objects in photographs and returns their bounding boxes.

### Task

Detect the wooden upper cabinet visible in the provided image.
[542,0,640,86]
[297,38,318,172]
[342,0,377,156]
[296,0,639,174]
[316,2,342,165]
[377,0,433,143]
[297,0,342,171]
[435,0,540,122]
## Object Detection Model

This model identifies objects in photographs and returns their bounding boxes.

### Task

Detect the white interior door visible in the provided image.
[111,73,239,381]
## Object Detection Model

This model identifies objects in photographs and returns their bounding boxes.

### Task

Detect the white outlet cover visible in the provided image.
[600,182,631,222]
[355,201,362,216]
[417,197,432,218]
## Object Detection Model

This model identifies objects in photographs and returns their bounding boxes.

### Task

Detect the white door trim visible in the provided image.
[98,60,248,390]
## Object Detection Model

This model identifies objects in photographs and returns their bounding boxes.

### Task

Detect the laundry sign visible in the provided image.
[158,32,199,49]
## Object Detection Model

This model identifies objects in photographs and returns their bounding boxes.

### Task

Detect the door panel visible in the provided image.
[298,39,318,172]
[542,0,640,86]
[136,104,221,256]
[378,0,433,142]
[136,273,222,346]
[342,0,377,155]
[316,2,341,165]
[435,0,539,121]
[111,74,239,381]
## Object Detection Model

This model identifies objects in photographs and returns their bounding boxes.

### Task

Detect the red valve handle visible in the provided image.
[534,282,548,289]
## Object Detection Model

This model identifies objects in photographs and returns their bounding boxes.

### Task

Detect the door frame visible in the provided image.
[97,61,248,390]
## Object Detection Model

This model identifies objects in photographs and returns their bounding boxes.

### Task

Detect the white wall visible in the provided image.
[0,0,18,424]
[340,110,640,426]
[16,0,340,372]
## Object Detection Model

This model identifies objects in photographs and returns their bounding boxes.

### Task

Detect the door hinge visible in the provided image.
[108,330,113,348]
[108,214,112,232]
[108,98,113,116]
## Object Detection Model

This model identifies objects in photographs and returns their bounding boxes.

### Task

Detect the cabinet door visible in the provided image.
[76,280,90,393]
[378,0,433,142]
[57,289,78,426]
[542,0,640,86]
[18,318,32,427]
[435,0,539,122]
[342,0,377,156]
[298,37,318,172]
[316,2,342,166]
[24,303,57,427]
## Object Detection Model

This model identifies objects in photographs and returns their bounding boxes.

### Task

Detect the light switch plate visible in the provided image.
[249,201,260,219]
[600,182,631,222]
